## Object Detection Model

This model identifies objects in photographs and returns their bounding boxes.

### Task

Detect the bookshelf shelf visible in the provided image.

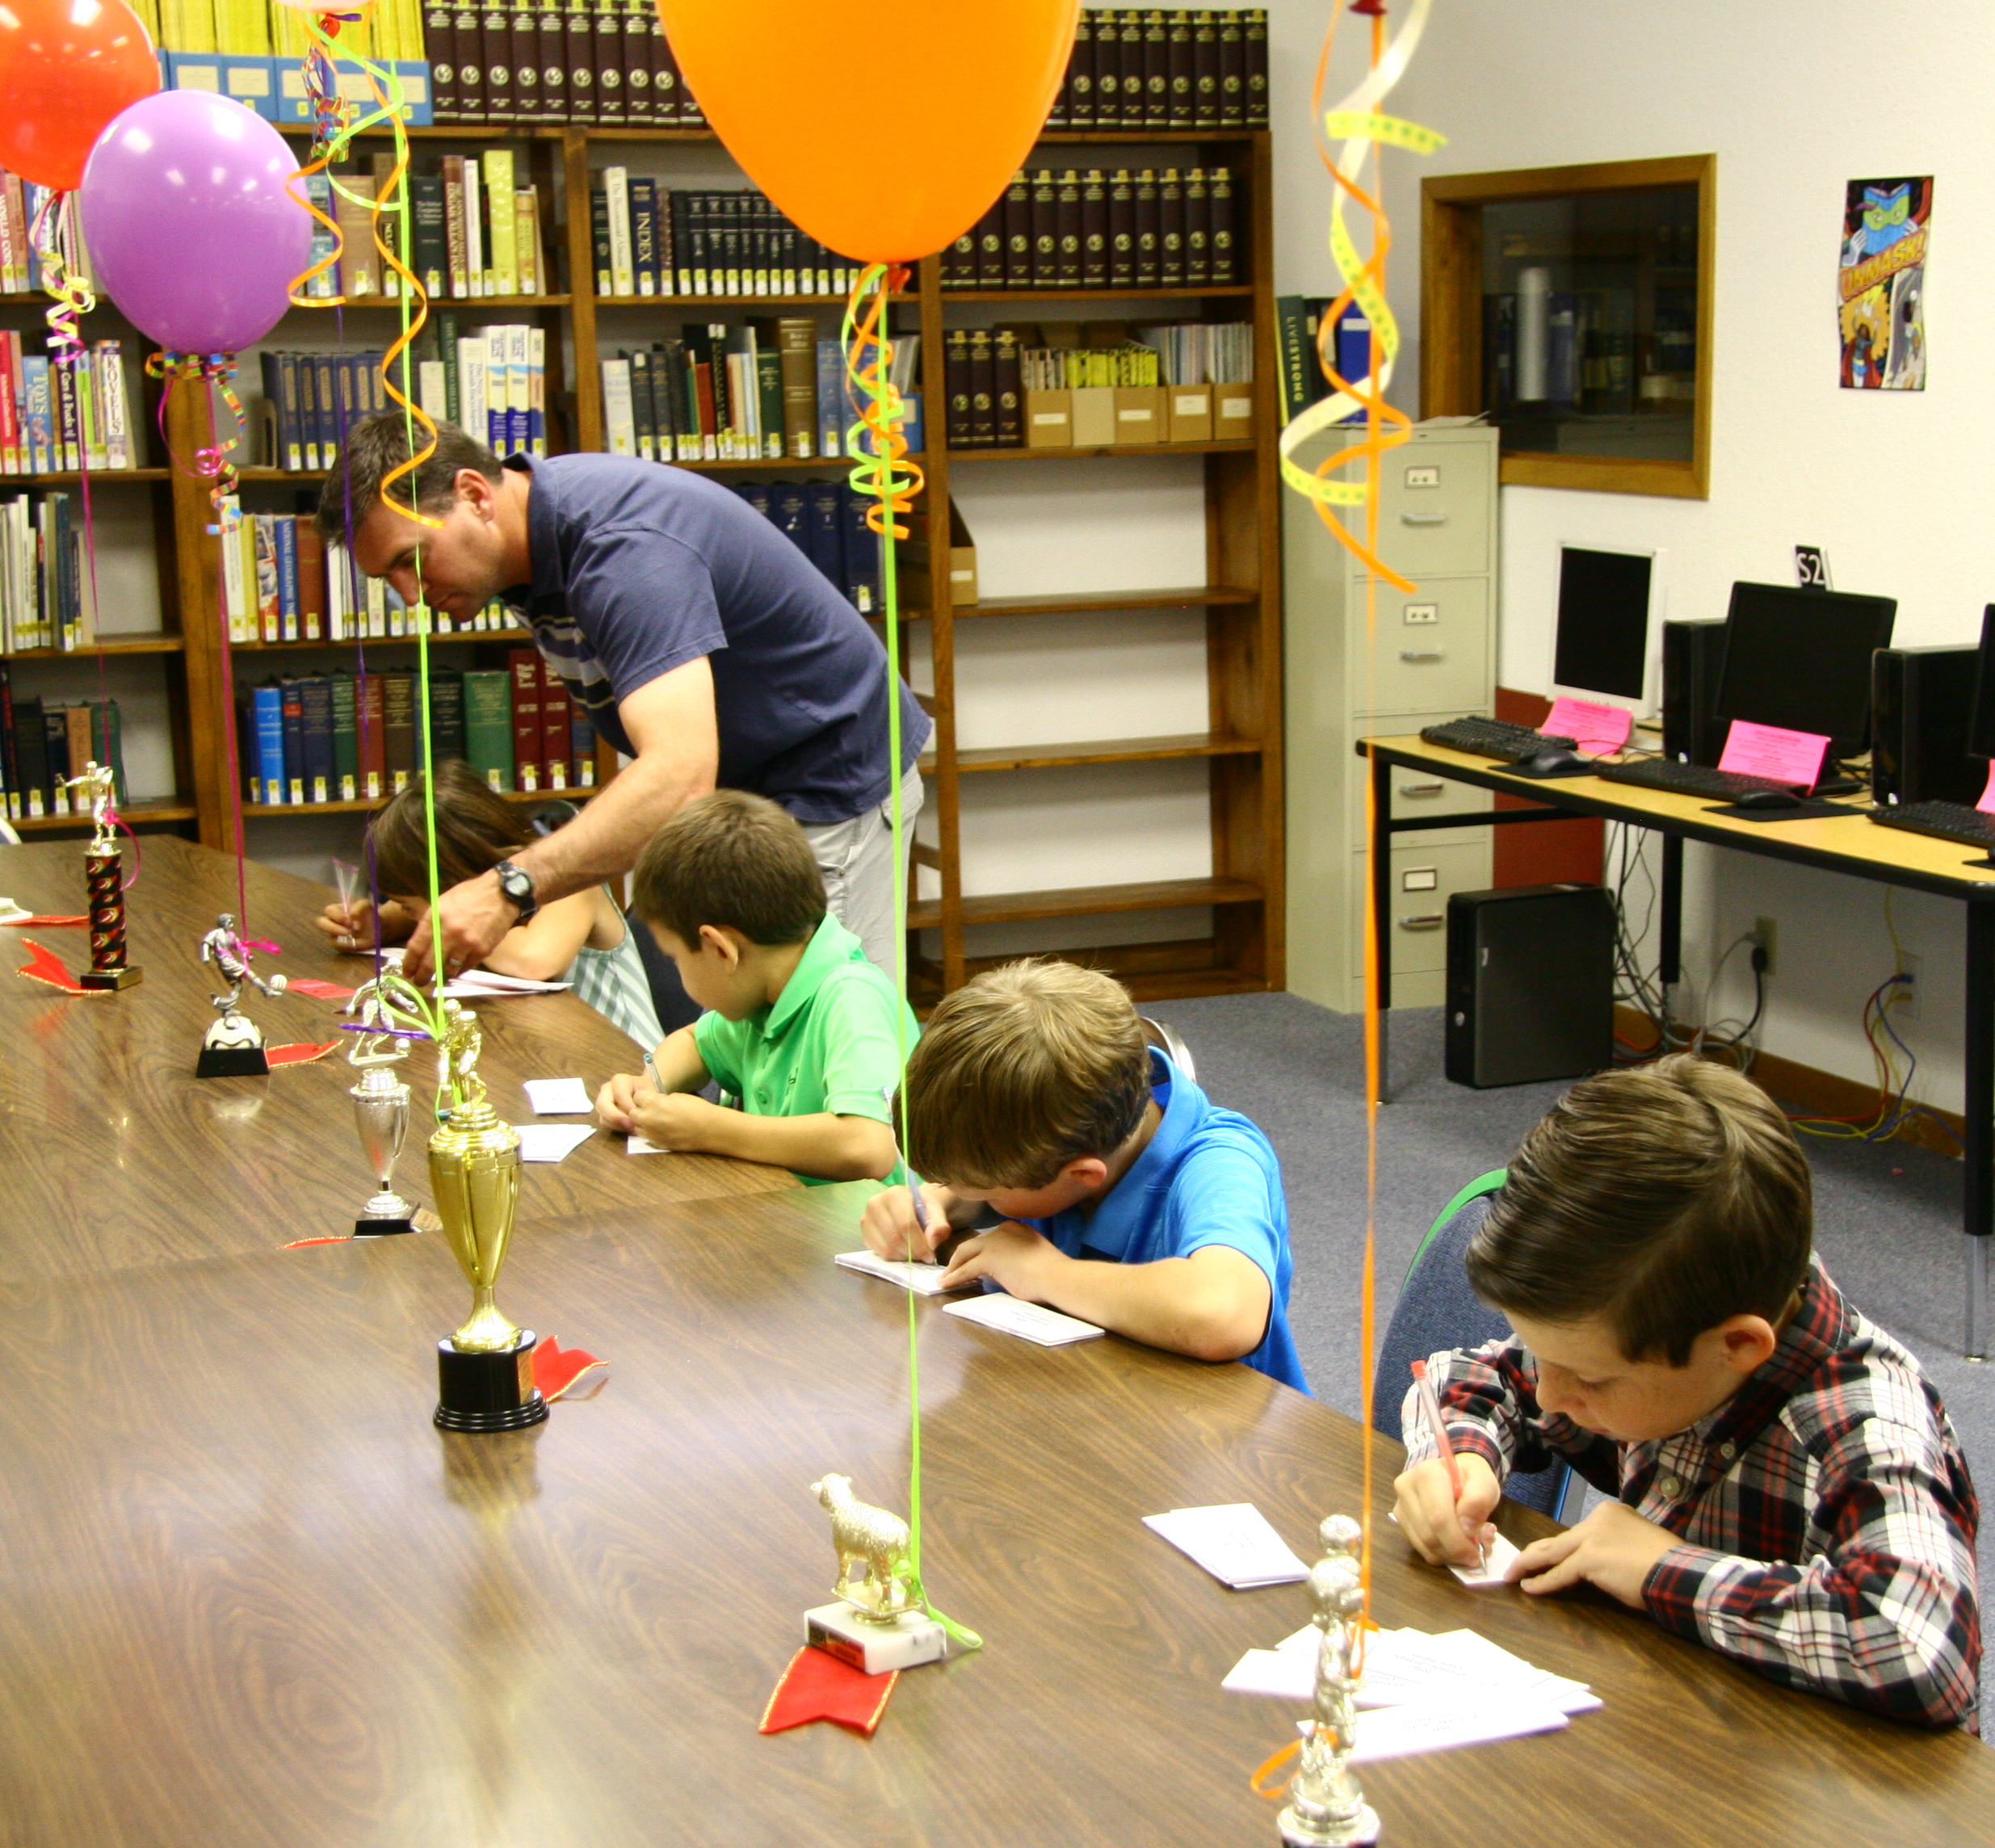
[304,295,573,310]
[595,294,916,309]
[244,787,597,819]
[947,586,1257,620]
[908,873,1262,932]
[667,452,928,477]
[932,731,1262,775]
[941,286,1254,304]
[945,439,1255,464]
[2,634,184,660]
[15,800,196,831]
[231,630,534,651]
[0,469,170,485]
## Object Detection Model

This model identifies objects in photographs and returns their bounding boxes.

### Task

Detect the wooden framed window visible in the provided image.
[1422,154,1716,498]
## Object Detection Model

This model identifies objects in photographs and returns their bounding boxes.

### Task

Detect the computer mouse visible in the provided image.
[1524,749,1582,774]
[1736,788,1804,811]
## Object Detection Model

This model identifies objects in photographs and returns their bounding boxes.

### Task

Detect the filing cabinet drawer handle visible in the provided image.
[1398,781,1447,796]
[1399,649,1445,663]
[1400,512,1447,526]
[1398,913,1446,930]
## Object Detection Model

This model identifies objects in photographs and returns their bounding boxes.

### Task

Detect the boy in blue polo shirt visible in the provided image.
[857,960,1306,1391]
[595,791,915,1185]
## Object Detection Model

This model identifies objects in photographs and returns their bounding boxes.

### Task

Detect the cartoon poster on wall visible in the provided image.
[1839,176,1930,390]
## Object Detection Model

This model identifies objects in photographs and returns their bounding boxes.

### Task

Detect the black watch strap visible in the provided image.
[494,859,538,923]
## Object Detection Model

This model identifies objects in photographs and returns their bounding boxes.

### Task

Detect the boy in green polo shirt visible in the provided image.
[593,789,916,1184]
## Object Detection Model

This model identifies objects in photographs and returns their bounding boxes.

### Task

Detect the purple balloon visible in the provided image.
[78,90,311,355]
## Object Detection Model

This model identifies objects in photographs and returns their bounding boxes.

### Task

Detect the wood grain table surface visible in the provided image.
[0,838,793,1282]
[0,1179,1989,1848]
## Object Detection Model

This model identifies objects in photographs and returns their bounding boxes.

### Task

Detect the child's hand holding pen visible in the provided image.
[1391,1359,1503,1570]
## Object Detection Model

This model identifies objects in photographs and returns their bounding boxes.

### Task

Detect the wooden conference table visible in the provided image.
[0,838,1990,1846]
[1362,733,1995,1359]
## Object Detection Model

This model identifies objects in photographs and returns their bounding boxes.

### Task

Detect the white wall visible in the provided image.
[1264,0,1990,1111]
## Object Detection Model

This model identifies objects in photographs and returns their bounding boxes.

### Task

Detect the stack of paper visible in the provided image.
[1143,1504,1310,1589]
[376,947,571,1000]
[834,1250,969,1296]
[1223,1621,1600,1760]
[515,1124,596,1164]
[943,1294,1104,1346]
[523,1077,594,1115]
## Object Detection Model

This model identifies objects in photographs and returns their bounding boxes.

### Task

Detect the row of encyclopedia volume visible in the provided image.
[429,0,708,129]
[600,327,920,467]
[943,166,1239,294]
[1048,9,1270,132]
[1,494,99,653]
[297,154,550,301]
[591,175,864,302]
[0,672,127,821]
[733,481,885,617]
[240,657,595,806]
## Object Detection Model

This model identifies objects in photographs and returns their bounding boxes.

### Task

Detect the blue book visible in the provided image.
[814,340,845,458]
[804,481,844,594]
[313,354,341,468]
[21,358,51,473]
[297,674,334,802]
[768,479,809,556]
[279,675,304,804]
[838,484,881,614]
[273,515,300,640]
[303,174,338,299]
[252,683,285,804]
[630,178,659,295]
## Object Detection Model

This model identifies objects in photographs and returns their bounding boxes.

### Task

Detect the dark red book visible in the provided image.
[1029,167,1057,288]
[594,0,626,127]
[1002,170,1031,290]
[1067,10,1094,130]
[1108,167,1135,290]
[425,0,458,120]
[536,658,571,789]
[622,0,653,125]
[538,0,568,124]
[453,0,485,120]
[1208,164,1237,284]
[479,0,513,122]
[357,672,386,800]
[1141,8,1168,128]
[1218,10,1245,128]
[1167,9,1194,127]
[1134,166,1160,289]
[1192,9,1219,128]
[1158,167,1184,289]
[564,0,596,124]
[1080,167,1107,289]
[508,647,543,792]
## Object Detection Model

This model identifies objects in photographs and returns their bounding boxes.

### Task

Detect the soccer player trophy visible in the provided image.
[195,913,288,1076]
[1278,1516,1380,1848]
[345,976,422,1237]
[64,762,141,991]
[429,1000,547,1432]
[801,1473,947,1673]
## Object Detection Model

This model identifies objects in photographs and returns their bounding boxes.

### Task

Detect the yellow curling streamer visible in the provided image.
[33,194,95,381]
[838,262,978,1657]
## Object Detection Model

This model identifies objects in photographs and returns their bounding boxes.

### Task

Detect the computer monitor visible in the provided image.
[1549,544,1664,715]
[1968,604,1995,759]
[1713,581,1896,760]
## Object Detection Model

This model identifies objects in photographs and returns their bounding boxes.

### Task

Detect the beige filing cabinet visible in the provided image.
[1283,422,1499,1010]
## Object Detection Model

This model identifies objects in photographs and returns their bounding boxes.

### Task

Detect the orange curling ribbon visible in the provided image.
[1250,1737,1305,1800]
[840,264,923,540]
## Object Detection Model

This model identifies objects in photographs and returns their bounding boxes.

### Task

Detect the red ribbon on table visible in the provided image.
[758,1647,898,1737]
[13,939,103,996]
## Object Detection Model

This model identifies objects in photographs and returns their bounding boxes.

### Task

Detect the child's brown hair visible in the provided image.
[367,758,533,899]
[1467,1053,1813,1365]
[629,789,825,948]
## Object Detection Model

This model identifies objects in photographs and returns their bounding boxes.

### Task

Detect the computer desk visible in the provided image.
[1358,734,1995,1360]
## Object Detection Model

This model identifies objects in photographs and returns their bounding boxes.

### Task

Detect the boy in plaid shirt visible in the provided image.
[1394,1054,1980,1729]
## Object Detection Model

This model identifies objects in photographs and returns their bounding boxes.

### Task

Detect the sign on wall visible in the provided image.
[1838,176,1931,391]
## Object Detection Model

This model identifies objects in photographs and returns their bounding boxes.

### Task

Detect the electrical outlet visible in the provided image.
[1899,954,1922,1020]
[1752,916,1777,978]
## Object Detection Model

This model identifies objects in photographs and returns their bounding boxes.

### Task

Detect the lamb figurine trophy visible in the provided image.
[802,1473,948,1674]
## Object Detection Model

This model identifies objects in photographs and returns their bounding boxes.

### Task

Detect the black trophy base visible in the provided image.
[195,1045,271,1078]
[355,1216,418,1238]
[435,1330,548,1433]
[79,965,143,991]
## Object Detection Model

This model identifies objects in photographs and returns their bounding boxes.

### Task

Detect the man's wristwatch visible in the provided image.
[494,859,538,925]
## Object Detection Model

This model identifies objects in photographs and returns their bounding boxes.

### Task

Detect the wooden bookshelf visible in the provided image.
[2,120,1279,1003]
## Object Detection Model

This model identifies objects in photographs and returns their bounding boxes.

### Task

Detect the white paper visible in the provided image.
[835,1250,970,1296]
[1449,1531,1522,1587]
[515,1124,595,1164]
[1225,1623,1600,1719]
[943,1293,1104,1347]
[1348,1699,1570,1762]
[376,947,571,999]
[1142,1503,1310,1589]
[523,1077,594,1115]
[626,1134,670,1156]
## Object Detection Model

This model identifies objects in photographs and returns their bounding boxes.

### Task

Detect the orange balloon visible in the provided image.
[0,0,160,191]
[657,0,1079,265]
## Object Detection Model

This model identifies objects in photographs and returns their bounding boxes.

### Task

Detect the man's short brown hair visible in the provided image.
[315,414,502,544]
[902,960,1151,1190]
[630,790,825,948]
[1466,1053,1813,1366]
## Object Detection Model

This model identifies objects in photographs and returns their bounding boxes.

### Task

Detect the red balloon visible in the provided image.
[0,0,159,192]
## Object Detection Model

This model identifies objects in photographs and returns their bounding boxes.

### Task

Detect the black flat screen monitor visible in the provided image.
[1968,604,1995,759]
[1713,582,1897,758]
[1552,546,1654,704]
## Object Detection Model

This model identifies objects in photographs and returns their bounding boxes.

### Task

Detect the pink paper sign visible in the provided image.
[1717,719,1829,789]
[1544,697,1633,758]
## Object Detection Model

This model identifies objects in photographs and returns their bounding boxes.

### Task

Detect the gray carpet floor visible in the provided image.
[1143,992,1995,1739]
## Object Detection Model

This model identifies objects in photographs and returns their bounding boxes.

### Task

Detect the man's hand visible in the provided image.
[1392,1452,1503,1569]
[314,898,416,951]
[596,1071,649,1135]
[859,1184,953,1263]
[627,1089,725,1153]
[1506,1499,1678,1610]
[403,870,516,985]
[937,1220,1069,1300]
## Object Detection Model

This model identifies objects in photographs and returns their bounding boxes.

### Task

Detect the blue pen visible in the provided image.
[883,1083,930,1254]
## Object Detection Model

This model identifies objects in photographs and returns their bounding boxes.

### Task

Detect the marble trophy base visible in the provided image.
[355,1215,418,1238]
[804,1600,947,1674]
[1278,1800,1380,1847]
[435,1329,548,1433]
[79,965,143,991]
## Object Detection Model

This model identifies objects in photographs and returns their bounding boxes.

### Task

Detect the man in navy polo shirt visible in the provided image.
[313,415,928,993]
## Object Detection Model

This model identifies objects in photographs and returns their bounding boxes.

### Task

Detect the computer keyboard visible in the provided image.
[1867,800,1995,850]
[1419,716,1578,762]
[1596,758,1801,801]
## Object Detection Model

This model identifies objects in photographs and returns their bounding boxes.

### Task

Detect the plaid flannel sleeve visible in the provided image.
[1643,1413,1982,1729]
[1399,1338,1619,1490]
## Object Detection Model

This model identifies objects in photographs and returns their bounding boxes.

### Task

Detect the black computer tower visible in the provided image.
[1661,619,1727,764]
[1445,884,1617,1088]
[1871,644,1982,806]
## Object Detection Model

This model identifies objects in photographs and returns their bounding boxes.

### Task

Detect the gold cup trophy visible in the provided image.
[429,1001,547,1432]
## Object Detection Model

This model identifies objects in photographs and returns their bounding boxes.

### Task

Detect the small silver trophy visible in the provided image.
[1278,1515,1380,1848]
[346,977,419,1237]
[195,912,288,1077]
